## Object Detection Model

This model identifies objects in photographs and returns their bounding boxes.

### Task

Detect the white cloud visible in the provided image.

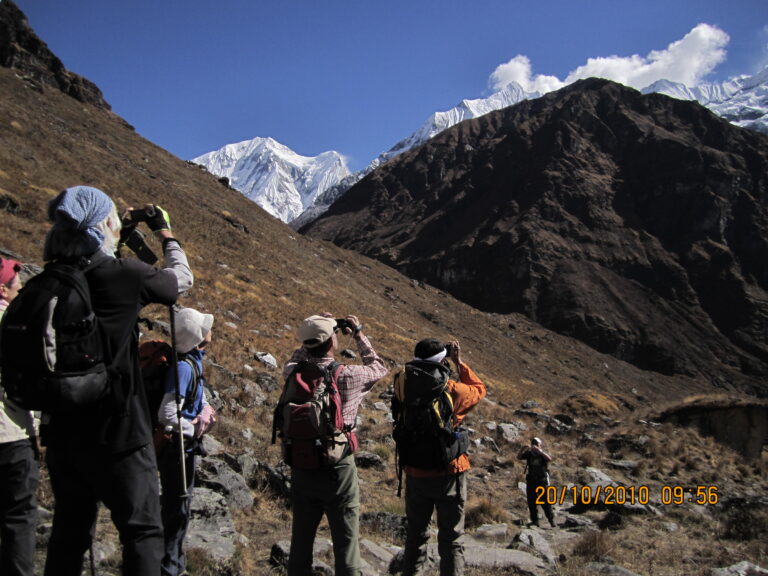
[489,55,563,93]
[490,23,730,94]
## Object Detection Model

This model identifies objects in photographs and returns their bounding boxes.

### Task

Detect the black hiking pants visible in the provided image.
[526,477,554,526]
[0,438,38,576]
[44,441,163,576]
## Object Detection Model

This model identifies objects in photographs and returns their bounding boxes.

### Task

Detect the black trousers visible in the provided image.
[44,441,164,576]
[0,438,38,576]
[525,477,554,525]
[158,440,196,576]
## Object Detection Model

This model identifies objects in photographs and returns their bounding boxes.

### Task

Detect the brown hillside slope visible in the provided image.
[0,37,718,409]
[302,79,768,395]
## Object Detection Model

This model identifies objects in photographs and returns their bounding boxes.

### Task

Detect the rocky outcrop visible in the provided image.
[302,79,768,392]
[710,561,768,576]
[658,398,768,460]
[186,487,242,563]
[0,1,109,108]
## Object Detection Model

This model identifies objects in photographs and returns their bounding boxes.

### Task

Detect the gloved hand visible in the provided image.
[146,205,171,232]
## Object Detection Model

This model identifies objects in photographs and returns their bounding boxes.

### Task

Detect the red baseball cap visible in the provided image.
[0,258,22,286]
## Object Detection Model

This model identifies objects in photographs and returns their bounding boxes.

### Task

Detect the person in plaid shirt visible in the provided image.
[283,314,388,576]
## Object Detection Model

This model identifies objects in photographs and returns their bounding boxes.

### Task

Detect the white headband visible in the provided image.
[415,350,447,364]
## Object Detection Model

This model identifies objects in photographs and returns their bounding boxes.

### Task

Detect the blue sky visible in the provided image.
[17,1,768,171]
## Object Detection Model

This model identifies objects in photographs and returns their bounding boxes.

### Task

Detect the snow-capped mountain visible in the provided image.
[642,67,768,134]
[197,68,768,225]
[197,83,537,224]
[303,69,768,227]
[372,81,540,170]
[289,82,540,228]
[192,137,350,222]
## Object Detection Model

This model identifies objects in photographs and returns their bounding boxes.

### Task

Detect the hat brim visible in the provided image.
[201,313,214,338]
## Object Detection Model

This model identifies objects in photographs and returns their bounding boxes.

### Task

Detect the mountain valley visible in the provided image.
[1,3,766,574]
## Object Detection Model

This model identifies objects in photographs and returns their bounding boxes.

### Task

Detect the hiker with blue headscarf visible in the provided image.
[40,185,193,576]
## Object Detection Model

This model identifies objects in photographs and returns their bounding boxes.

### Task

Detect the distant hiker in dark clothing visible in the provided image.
[282,314,388,576]
[157,307,216,576]
[0,257,38,576]
[40,186,193,576]
[397,338,486,576]
[518,437,556,527]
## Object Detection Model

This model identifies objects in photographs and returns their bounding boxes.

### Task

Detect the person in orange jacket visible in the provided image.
[395,338,486,576]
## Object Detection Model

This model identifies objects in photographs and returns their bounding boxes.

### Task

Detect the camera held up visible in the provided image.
[335,318,355,333]
[118,206,162,265]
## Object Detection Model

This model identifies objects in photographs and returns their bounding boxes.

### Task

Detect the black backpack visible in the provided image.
[523,450,550,483]
[391,360,469,493]
[0,259,111,412]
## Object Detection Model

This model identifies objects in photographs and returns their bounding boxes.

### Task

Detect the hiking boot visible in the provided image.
[548,517,556,528]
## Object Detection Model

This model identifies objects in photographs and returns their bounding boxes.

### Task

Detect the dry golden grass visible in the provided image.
[571,529,615,561]
[561,390,629,417]
[575,447,601,468]
[557,507,766,576]
[465,496,511,529]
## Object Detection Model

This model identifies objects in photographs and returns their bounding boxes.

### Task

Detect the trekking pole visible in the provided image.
[169,305,188,498]
[86,502,99,576]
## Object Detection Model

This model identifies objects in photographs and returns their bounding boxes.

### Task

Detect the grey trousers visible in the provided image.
[159,443,196,576]
[402,472,467,576]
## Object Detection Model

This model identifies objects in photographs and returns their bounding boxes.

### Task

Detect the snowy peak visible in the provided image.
[377,81,539,166]
[290,82,539,228]
[193,137,350,222]
[196,69,768,226]
[642,79,696,101]
[199,82,537,226]
[642,67,768,133]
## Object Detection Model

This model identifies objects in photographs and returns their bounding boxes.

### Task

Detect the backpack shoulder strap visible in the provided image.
[435,388,457,430]
[180,356,202,412]
[44,264,92,307]
[283,360,308,386]
[326,361,344,385]
[396,367,409,398]
[46,255,109,302]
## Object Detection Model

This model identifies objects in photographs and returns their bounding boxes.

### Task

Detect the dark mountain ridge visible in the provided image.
[0,0,109,109]
[302,79,768,391]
